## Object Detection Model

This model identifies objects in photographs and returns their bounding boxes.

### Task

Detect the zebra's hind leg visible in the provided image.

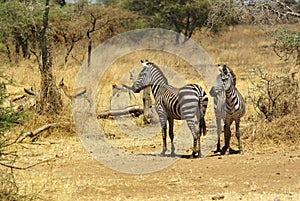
[197,133,202,158]
[191,130,202,158]
[187,120,199,158]
[235,119,243,155]
[192,137,198,158]
[168,118,175,157]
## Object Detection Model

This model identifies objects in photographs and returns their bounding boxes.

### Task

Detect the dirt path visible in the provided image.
[13,138,300,201]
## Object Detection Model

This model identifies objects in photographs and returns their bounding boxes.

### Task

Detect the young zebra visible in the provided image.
[132,60,208,158]
[209,74,226,153]
[218,64,245,155]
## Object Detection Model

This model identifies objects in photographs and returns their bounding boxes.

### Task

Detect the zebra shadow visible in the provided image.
[207,148,241,158]
[136,153,199,159]
[136,148,241,159]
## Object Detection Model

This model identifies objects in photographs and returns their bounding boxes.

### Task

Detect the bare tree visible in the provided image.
[238,0,299,24]
[33,0,62,114]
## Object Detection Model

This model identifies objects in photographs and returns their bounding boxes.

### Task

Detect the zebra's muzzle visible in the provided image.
[132,85,141,93]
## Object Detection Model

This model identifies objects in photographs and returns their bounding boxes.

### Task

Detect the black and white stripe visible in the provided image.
[132,60,208,158]
[218,64,245,155]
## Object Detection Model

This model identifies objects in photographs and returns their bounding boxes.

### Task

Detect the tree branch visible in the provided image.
[0,157,56,170]
[16,122,73,143]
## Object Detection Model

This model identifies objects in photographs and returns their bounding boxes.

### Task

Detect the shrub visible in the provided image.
[250,68,299,121]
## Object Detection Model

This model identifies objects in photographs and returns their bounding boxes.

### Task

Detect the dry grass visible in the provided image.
[2,25,299,151]
[2,24,298,152]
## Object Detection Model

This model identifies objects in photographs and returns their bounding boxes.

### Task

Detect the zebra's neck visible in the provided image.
[149,67,168,100]
[225,84,239,113]
[151,81,168,101]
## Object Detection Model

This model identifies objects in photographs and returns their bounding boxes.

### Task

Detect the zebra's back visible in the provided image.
[179,84,208,120]
[155,85,181,119]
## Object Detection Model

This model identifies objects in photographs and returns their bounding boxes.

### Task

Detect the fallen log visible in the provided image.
[97,105,143,119]
[16,122,73,143]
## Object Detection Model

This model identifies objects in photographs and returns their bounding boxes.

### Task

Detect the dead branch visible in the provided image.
[16,122,73,143]
[112,84,133,93]
[0,157,56,170]
[111,84,135,100]
[10,95,26,103]
[97,105,143,119]
[24,87,38,96]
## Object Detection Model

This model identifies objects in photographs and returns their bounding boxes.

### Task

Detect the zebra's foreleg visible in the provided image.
[221,117,233,155]
[159,115,168,157]
[235,119,243,154]
[214,118,222,153]
[168,118,175,157]
[161,125,167,156]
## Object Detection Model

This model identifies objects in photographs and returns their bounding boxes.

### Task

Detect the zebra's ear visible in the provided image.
[218,65,223,73]
[141,60,148,68]
[223,65,230,74]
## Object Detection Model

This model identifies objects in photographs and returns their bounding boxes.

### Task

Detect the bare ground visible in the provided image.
[10,135,300,201]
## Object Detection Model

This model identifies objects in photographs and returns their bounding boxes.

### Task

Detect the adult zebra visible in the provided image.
[217,64,245,155]
[132,60,208,158]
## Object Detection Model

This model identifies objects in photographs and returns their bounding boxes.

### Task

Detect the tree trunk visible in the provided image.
[36,0,62,114]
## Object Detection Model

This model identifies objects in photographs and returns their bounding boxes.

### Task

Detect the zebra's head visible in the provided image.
[218,64,236,90]
[131,60,153,93]
[132,60,167,93]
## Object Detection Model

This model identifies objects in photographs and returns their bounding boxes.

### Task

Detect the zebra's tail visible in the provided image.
[198,90,207,137]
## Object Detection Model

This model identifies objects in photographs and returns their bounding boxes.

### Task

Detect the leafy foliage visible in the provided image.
[207,0,242,33]
[122,0,211,42]
[0,0,139,63]
[273,28,300,64]
[0,0,44,59]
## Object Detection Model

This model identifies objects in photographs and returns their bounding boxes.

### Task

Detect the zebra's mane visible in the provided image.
[224,65,237,86]
[146,61,168,84]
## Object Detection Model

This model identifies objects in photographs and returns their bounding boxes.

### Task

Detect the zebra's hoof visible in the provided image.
[192,151,197,158]
[170,152,175,158]
[213,148,221,154]
[220,146,229,155]
[160,148,167,157]
[192,151,202,158]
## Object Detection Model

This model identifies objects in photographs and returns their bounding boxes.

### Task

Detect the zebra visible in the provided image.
[209,73,226,153]
[217,64,245,155]
[131,60,208,158]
